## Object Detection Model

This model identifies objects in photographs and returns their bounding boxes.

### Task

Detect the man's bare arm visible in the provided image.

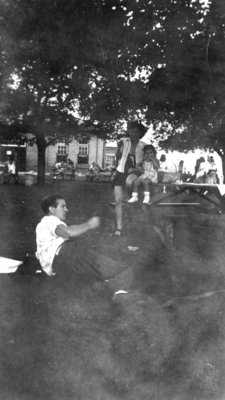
[55,217,100,239]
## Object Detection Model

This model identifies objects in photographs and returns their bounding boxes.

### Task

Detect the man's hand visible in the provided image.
[87,216,100,230]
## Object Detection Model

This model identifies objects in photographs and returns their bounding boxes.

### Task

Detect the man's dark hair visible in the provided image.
[41,194,63,215]
[127,121,147,138]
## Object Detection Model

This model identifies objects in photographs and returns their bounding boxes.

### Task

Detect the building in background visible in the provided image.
[0,134,224,183]
[22,136,105,172]
[104,141,117,168]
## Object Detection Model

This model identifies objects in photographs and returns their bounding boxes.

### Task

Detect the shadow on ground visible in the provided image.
[1,182,225,400]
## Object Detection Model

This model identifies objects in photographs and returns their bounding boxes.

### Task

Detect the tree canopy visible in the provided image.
[1,0,225,181]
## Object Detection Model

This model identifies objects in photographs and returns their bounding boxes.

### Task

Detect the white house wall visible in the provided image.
[46,144,57,169]
[26,136,106,172]
[68,139,79,165]
[26,143,58,172]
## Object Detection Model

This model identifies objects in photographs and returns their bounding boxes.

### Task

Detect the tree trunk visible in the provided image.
[37,139,46,185]
[221,154,225,184]
[215,148,225,184]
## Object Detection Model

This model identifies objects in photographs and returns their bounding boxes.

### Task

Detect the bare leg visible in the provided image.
[132,176,143,193]
[127,174,141,203]
[126,173,139,194]
[114,185,124,232]
[143,178,151,204]
[114,174,139,231]
[143,178,150,192]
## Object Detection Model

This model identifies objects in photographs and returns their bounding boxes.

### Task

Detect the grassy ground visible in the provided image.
[1,181,225,400]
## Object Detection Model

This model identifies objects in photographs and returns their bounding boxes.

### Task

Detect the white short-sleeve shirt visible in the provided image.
[36,215,67,276]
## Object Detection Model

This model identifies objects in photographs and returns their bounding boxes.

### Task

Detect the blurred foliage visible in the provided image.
[0,0,225,180]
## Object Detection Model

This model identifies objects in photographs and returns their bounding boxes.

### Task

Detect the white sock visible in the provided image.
[143,192,150,203]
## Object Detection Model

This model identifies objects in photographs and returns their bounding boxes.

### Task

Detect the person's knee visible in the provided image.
[126,174,138,194]
[126,174,136,186]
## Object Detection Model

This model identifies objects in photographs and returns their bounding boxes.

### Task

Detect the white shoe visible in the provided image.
[128,196,138,203]
[143,196,150,204]
[112,290,129,301]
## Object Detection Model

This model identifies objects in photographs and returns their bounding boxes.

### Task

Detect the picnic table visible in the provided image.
[124,182,225,246]
[148,182,225,212]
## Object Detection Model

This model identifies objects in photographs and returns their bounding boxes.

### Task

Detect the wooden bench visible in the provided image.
[51,167,76,185]
[63,168,76,180]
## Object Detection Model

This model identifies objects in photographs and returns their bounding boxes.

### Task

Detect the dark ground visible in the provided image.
[1,181,225,400]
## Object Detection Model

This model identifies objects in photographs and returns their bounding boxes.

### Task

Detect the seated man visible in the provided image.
[158,154,179,184]
[205,156,219,184]
[158,154,177,173]
[194,157,208,183]
[35,194,133,294]
[52,162,64,181]
[4,156,18,184]
[86,162,113,181]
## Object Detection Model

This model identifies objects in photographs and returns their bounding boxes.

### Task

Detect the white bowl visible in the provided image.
[0,257,23,273]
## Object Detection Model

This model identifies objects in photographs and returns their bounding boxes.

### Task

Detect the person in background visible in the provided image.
[194,157,208,183]
[205,155,219,184]
[158,154,177,173]
[66,158,74,168]
[128,144,160,204]
[112,121,147,236]
[4,155,17,184]
[208,155,217,171]
[178,160,184,176]
[88,162,102,174]
[54,162,64,178]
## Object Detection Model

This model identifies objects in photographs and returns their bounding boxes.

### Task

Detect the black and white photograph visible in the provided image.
[1,1,225,399]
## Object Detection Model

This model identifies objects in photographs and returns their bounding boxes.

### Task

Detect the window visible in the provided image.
[57,144,68,156]
[78,143,88,156]
[105,154,115,168]
[78,143,89,164]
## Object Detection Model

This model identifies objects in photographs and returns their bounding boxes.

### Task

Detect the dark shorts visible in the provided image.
[112,171,128,187]
[52,240,134,291]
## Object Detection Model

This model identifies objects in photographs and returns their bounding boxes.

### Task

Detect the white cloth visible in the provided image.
[116,138,131,173]
[36,215,67,276]
[142,161,158,182]
[116,138,145,173]
[217,185,225,196]
[7,162,16,174]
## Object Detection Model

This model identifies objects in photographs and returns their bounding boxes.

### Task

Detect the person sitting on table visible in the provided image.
[205,156,219,184]
[35,194,133,295]
[158,154,177,173]
[128,144,160,204]
[112,120,147,236]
